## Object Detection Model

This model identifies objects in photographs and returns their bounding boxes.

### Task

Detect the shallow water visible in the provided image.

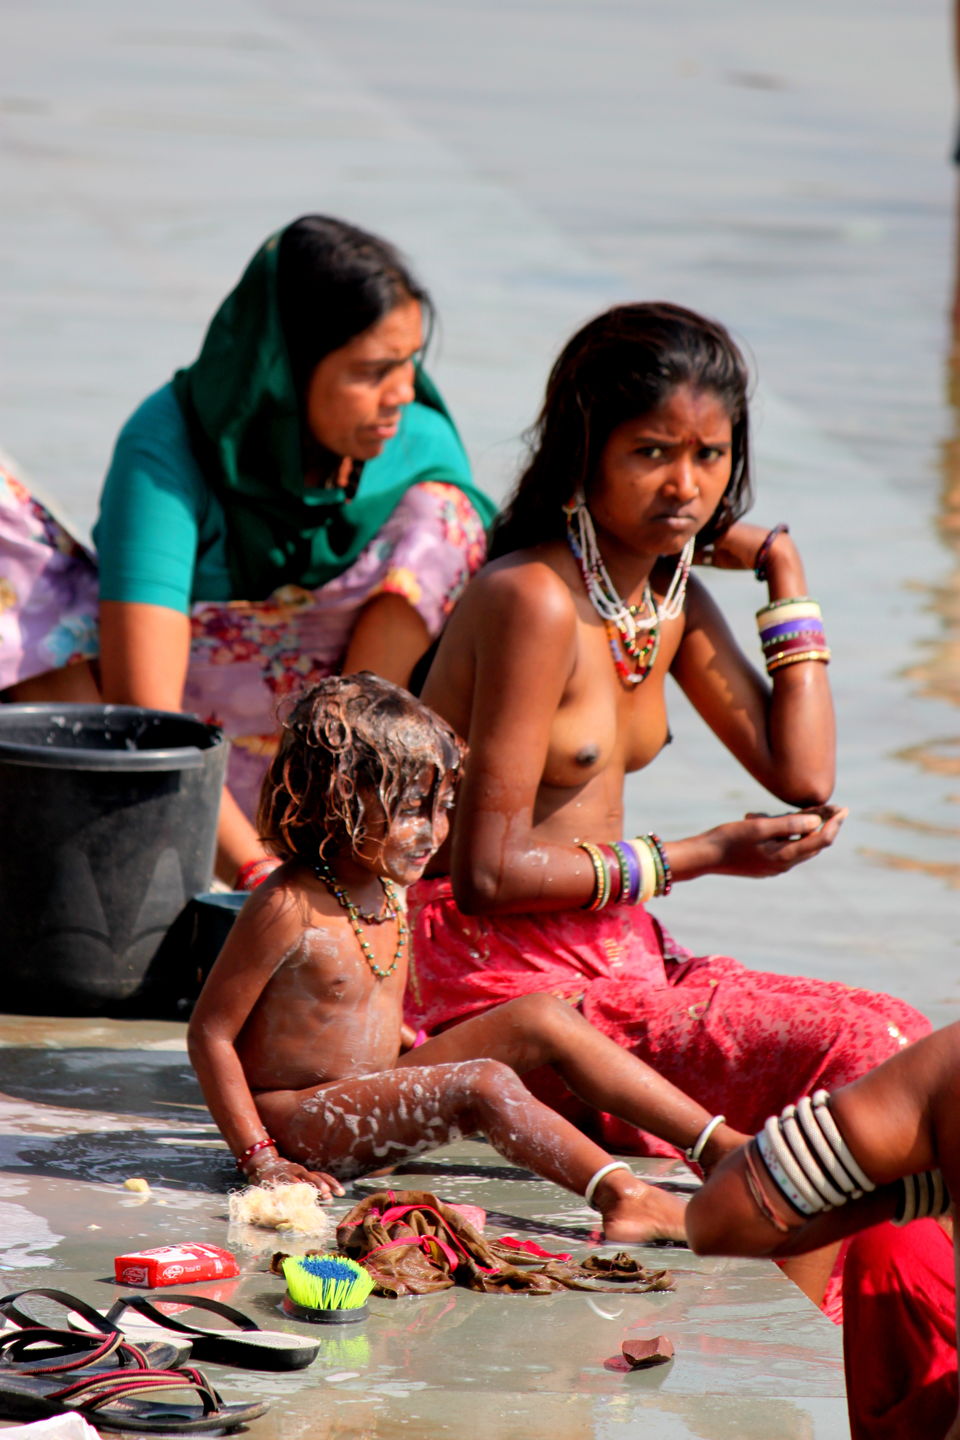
[0,11,953,1428]
[1,0,954,1025]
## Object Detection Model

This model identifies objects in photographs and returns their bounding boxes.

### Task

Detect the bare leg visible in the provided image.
[259,1059,689,1242]
[402,993,745,1168]
[778,1249,840,1310]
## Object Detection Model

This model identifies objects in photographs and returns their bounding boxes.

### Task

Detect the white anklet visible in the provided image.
[584,1160,633,1210]
[685,1114,726,1165]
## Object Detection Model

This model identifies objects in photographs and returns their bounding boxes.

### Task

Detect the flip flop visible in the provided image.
[0,1364,268,1434]
[0,1290,192,1369]
[0,1325,187,1376]
[80,1294,319,1372]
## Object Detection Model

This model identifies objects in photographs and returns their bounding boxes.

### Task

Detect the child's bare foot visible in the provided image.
[596,1173,687,1244]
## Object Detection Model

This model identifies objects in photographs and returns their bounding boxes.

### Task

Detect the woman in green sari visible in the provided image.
[2,217,494,886]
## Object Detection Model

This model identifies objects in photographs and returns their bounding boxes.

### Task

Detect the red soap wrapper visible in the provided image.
[114,1243,239,1288]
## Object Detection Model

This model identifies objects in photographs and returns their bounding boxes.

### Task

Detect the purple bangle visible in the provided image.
[612,841,641,905]
[759,619,825,646]
[754,524,790,582]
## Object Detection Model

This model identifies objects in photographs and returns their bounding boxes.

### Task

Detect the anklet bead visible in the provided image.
[584,1160,633,1210]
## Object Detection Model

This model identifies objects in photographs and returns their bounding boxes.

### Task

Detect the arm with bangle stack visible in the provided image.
[685,1020,960,1436]
[437,519,843,924]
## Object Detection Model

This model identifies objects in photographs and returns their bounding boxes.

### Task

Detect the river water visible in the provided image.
[0,0,956,1022]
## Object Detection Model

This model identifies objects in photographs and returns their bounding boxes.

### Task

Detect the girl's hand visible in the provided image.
[243,1150,346,1200]
[700,521,786,573]
[702,805,847,878]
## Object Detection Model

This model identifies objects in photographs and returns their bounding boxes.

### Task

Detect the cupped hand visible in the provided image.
[699,521,791,573]
[245,1151,346,1200]
[705,804,847,878]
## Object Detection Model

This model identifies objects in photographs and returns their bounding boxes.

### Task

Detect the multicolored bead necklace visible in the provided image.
[315,859,406,979]
[564,493,694,688]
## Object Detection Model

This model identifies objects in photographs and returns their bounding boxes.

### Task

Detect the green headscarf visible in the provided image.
[171,228,495,600]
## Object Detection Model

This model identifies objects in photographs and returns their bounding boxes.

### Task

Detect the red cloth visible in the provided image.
[407,878,930,1150]
[843,1220,957,1439]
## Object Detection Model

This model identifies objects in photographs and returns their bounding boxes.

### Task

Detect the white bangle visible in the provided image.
[633,839,658,904]
[779,1106,847,1208]
[892,1170,951,1226]
[584,1160,633,1210]
[930,1169,949,1218]
[811,1091,876,1193]
[756,1125,817,1217]
[896,1173,918,1227]
[763,1116,827,1214]
[685,1114,726,1165]
[795,1096,862,1198]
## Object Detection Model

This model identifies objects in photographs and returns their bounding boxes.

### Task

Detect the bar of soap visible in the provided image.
[123,1178,151,1193]
[114,1243,239,1288]
[622,1335,674,1369]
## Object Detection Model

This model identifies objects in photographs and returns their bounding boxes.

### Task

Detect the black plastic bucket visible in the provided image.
[0,704,228,1014]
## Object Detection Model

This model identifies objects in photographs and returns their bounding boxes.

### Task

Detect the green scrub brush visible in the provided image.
[281,1254,376,1324]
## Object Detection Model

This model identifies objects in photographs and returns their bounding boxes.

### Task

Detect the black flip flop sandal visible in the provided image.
[0,1289,192,1369]
[0,1325,186,1375]
[0,1363,268,1434]
[97,1294,319,1372]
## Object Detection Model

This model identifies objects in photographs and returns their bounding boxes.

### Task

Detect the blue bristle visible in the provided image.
[300,1256,358,1282]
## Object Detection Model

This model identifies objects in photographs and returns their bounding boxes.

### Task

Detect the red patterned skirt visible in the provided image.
[407,877,929,1153]
[406,879,931,1323]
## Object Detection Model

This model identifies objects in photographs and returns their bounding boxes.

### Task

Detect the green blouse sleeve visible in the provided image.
[94,385,231,612]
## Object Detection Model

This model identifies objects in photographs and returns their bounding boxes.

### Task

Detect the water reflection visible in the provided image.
[903,177,960,717]
[863,175,960,892]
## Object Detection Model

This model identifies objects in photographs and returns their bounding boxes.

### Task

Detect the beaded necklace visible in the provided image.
[564,494,694,688]
[314,859,406,979]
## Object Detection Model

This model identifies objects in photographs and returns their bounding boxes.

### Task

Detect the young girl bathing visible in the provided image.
[409,302,930,1308]
[187,673,750,1242]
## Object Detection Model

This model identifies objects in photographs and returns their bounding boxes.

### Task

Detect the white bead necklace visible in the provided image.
[564,494,694,687]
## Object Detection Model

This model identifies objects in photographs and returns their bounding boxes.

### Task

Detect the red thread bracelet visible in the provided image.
[236,1136,278,1172]
[234,857,281,892]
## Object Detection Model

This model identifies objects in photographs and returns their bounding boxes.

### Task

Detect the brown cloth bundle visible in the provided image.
[272,1189,675,1298]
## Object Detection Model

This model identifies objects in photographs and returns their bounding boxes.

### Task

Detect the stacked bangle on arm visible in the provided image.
[756,597,831,676]
[576,835,672,911]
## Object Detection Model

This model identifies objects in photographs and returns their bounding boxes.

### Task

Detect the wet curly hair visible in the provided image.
[257,672,466,863]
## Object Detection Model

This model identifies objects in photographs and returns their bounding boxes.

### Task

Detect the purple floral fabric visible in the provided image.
[183,481,487,816]
[0,468,487,818]
[0,461,100,689]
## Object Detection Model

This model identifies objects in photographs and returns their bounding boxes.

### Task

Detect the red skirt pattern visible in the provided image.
[406,877,930,1157]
